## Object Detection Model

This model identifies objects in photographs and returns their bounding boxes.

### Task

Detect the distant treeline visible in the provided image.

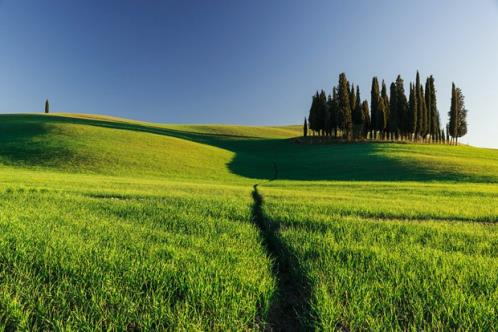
[304,72,468,144]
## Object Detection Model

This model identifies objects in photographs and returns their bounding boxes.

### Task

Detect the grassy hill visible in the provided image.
[0,113,497,182]
[0,113,497,330]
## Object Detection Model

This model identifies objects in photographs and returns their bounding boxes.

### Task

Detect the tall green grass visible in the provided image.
[260,183,498,330]
[0,179,275,330]
[0,113,497,330]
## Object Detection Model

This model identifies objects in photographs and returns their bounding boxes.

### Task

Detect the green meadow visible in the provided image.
[0,114,497,330]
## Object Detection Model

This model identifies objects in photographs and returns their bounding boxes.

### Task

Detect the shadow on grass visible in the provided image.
[251,185,313,330]
[0,114,494,182]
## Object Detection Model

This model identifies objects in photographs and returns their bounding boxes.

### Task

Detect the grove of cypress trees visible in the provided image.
[305,72,466,144]
[338,73,353,140]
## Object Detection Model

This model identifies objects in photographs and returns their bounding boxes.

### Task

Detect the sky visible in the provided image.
[0,0,497,148]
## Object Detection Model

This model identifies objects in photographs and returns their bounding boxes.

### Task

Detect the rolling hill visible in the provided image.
[0,113,497,330]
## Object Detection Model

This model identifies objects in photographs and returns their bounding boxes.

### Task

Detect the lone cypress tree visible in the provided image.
[338,73,353,140]
[303,118,308,137]
[45,100,49,114]
[371,77,380,133]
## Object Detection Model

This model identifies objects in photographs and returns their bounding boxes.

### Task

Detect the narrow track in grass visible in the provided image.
[251,163,313,331]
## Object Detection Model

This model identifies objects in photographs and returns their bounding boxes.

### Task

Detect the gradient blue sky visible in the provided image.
[1,0,497,148]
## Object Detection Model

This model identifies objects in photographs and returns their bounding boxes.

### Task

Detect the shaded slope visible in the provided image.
[0,113,497,183]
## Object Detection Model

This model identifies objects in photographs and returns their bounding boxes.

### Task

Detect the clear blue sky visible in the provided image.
[1,0,497,148]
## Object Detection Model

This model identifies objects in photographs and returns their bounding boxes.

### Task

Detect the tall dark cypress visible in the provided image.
[408,83,417,136]
[415,71,424,136]
[378,96,388,133]
[338,73,353,140]
[331,87,339,137]
[420,85,428,137]
[427,76,440,137]
[349,83,357,119]
[308,92,319,135]
[425,78,432,137]
[45,100,50,114]
[361,100,371,137]
[371,77,380,132]
[318,90,328,135]
[381,80,389,131]
[448,84,468,144]
[395,75,409,136]
[388,82,399,135]
[355,85,361,117]
[303,117,308,137]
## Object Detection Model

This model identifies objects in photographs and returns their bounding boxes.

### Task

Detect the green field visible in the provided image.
[0,113,497,330]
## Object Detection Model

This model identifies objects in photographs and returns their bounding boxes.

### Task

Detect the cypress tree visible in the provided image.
[331,87,339,137]
[420,85,428,137]
[352,90,365,138]
[388,82,399,136]
[308,92,319,135]
[338,73,353,140]
[427,76,440,137]
[361,100,370,138]
[303,117,308,137]
[349,84,357,121]
[381,81,389,134]
[395,75,409,137]
[45,100,49,114]
[408,83,417,137]
[318,90,328,135]
[449,84,468,144]
[378,96,388,134]
[371,77,380,132]
[356,86,361,111]
[425,78,432,138]
[415,71,424,136]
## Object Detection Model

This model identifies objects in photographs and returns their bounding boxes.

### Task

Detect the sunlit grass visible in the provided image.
[260,183,498,330]
[0,113,497,330]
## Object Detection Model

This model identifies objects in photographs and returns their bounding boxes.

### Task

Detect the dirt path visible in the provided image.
[251,162,312,331]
